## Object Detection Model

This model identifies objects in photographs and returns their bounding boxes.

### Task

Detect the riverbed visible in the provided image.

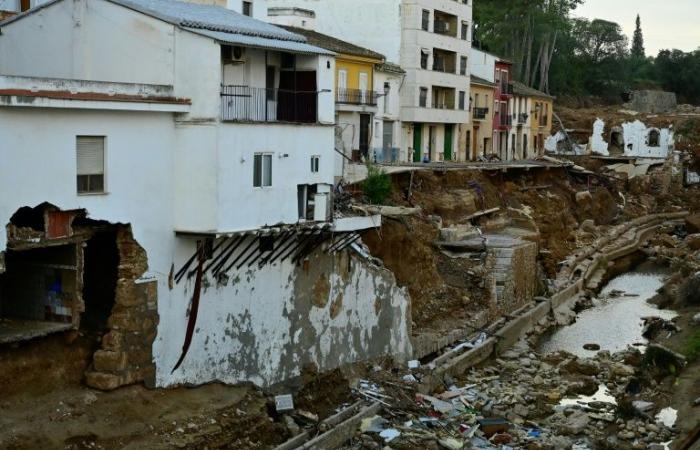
[539,264,677,357]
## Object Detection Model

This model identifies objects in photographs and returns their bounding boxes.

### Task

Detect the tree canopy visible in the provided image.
[474,4,700,105]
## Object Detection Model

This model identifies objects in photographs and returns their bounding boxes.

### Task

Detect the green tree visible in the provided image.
[631,14,645,58]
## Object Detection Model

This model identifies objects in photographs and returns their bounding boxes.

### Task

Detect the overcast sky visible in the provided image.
[573,0,700,56]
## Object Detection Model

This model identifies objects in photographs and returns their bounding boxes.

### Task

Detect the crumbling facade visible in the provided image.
[0,0,411,390]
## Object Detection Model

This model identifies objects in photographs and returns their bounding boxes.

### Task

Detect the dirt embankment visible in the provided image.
[364,168,618,331]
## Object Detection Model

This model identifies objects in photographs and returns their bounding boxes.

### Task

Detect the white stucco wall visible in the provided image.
[0,0,176,86]
[470,48,496,83]
[589,118,673,158]
[157,244,412,387]
[0,107,177,277]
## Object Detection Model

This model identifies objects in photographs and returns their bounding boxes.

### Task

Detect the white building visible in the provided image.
[267,0,473,163]
[0,0,411,390]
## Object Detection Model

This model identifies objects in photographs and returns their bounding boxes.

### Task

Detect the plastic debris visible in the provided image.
[408,360,421,369]
[379,428,401,442]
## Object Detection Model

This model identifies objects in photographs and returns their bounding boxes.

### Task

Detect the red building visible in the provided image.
[492,59,513,160]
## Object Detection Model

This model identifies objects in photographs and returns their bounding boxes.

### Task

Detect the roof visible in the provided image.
[471,75,495,87]
[1,0,333,55]
[279,25,384,61]
[377,62,405,75]
[512,81,555,100]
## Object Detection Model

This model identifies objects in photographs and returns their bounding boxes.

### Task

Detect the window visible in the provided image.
[253,153,272,187]
[459,91,466,110]
[76,136,105,194]
[460,56,468,75]
[338,69,348,90]
[461,21,469,40]
[419,87,428,108]
[242,1,252,16]
[420,49,429,69]
[421,10,430,31]
[310,155,320,173]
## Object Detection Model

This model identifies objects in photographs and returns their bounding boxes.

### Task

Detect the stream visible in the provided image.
[538,262,677,357]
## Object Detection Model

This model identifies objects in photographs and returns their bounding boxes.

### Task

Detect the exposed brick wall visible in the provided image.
[86,227,159,390]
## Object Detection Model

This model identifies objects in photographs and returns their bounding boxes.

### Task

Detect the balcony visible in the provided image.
[517,113,528,124]
[221,85,318,123]
[499,115,512,127]
[433,11,458,37]
[336,89,378,106]
[500,82,514,96]
[473,107,489,120]
[432,49,457,74]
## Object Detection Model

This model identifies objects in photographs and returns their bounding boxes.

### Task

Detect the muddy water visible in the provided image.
[539,264,677,357]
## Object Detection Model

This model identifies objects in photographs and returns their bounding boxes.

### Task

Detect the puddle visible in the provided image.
[558,384,617,409]
[539,266,676,357]
[656,407,678,428]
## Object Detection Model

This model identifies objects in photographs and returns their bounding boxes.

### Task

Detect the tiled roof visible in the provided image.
[512,81,555,99]
[1,0,333,55]
[471,75,495,87]
[377,62,405,74]
[279,26,384,61]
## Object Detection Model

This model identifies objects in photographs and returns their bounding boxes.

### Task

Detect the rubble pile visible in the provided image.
[337,338,679,450]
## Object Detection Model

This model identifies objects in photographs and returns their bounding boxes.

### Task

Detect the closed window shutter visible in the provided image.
[77,137,104,175]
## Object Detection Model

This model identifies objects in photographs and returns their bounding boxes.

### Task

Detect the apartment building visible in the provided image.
[0,0,411,391]
[267,0,473,163]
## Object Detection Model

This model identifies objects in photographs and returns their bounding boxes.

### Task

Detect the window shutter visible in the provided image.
[77,137,104,175]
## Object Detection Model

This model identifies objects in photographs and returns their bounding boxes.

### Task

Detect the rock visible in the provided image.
[610,363,635,377]
[283,415,300,435]
[558,411,590,435]
[693,397,700,407]
[580,219,596,233]
[513,404,530,418]
[519,358,532,367]
[549,435,573,449]
[576,191,593,205]
[618,431,635,440]
[685,213,700,234]
[438,437,464,450]
[533,375,544,385]
[632,401,654,414]
[583,343,601,351]
[563,358,601,376]
[685,234,700,250]
[693,313,700,326]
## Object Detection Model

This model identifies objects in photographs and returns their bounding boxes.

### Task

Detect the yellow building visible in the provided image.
[281,26,385,160]
[526,88,555,156]
[467,76,496,160]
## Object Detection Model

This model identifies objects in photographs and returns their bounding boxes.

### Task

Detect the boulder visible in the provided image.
[685,234,700,251]
[686,214,700,234]
[610,363,635,377]
[563,358,601,376]
[557,411,590,435]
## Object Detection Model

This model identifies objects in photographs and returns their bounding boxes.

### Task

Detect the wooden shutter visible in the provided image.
[77,137,104,176]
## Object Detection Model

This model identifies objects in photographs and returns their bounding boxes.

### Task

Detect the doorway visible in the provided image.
[383,120,394,161]
[444,124,454,161]
[472,127,479,160]
[359,114,371,159]
[81,231,119,332]
[429,126,436,161]
[413,124,423,162]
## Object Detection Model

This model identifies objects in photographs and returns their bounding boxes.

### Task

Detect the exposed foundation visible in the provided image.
[0,203,158,391]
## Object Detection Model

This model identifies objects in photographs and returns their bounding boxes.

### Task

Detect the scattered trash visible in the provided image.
[408,360,421,369]
[360,415,387,433]
[438,437,464,449]
[379,428,401,442]
[655,407,678,428]
[274,394,294,413]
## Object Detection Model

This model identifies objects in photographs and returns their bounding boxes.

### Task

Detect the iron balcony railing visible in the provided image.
[499,114,512,127]
[517,113,529,124]
[473,107,489,120]
[336,88,378,106]
[434,20,451,35]
[221,85,318,123]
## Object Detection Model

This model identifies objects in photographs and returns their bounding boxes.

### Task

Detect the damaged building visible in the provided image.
[546,118,674,159]
[0,0,412,390]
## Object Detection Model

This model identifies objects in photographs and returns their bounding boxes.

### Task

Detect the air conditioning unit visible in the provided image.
[222,45,246,64]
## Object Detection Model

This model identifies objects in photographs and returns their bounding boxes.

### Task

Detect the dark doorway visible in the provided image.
[278,69,318,123]
[413,124,423,162]
[359,114,371,159]
[429,126,436,161]
[81,231,119,332]
[444,124,453,161]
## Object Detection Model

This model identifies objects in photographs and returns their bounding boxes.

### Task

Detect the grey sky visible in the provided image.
[573,0,700,56]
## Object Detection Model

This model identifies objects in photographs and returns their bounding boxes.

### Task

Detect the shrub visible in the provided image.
[685,329,700,362]
[362,163,391,205]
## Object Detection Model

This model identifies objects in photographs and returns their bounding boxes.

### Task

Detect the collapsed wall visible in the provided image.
[157,241,412,388]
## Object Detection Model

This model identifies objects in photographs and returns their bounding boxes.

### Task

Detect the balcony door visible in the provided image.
[359,114,371,158]
[444,124,453,161]
[359,72,368,104]
[278,70,317,123]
